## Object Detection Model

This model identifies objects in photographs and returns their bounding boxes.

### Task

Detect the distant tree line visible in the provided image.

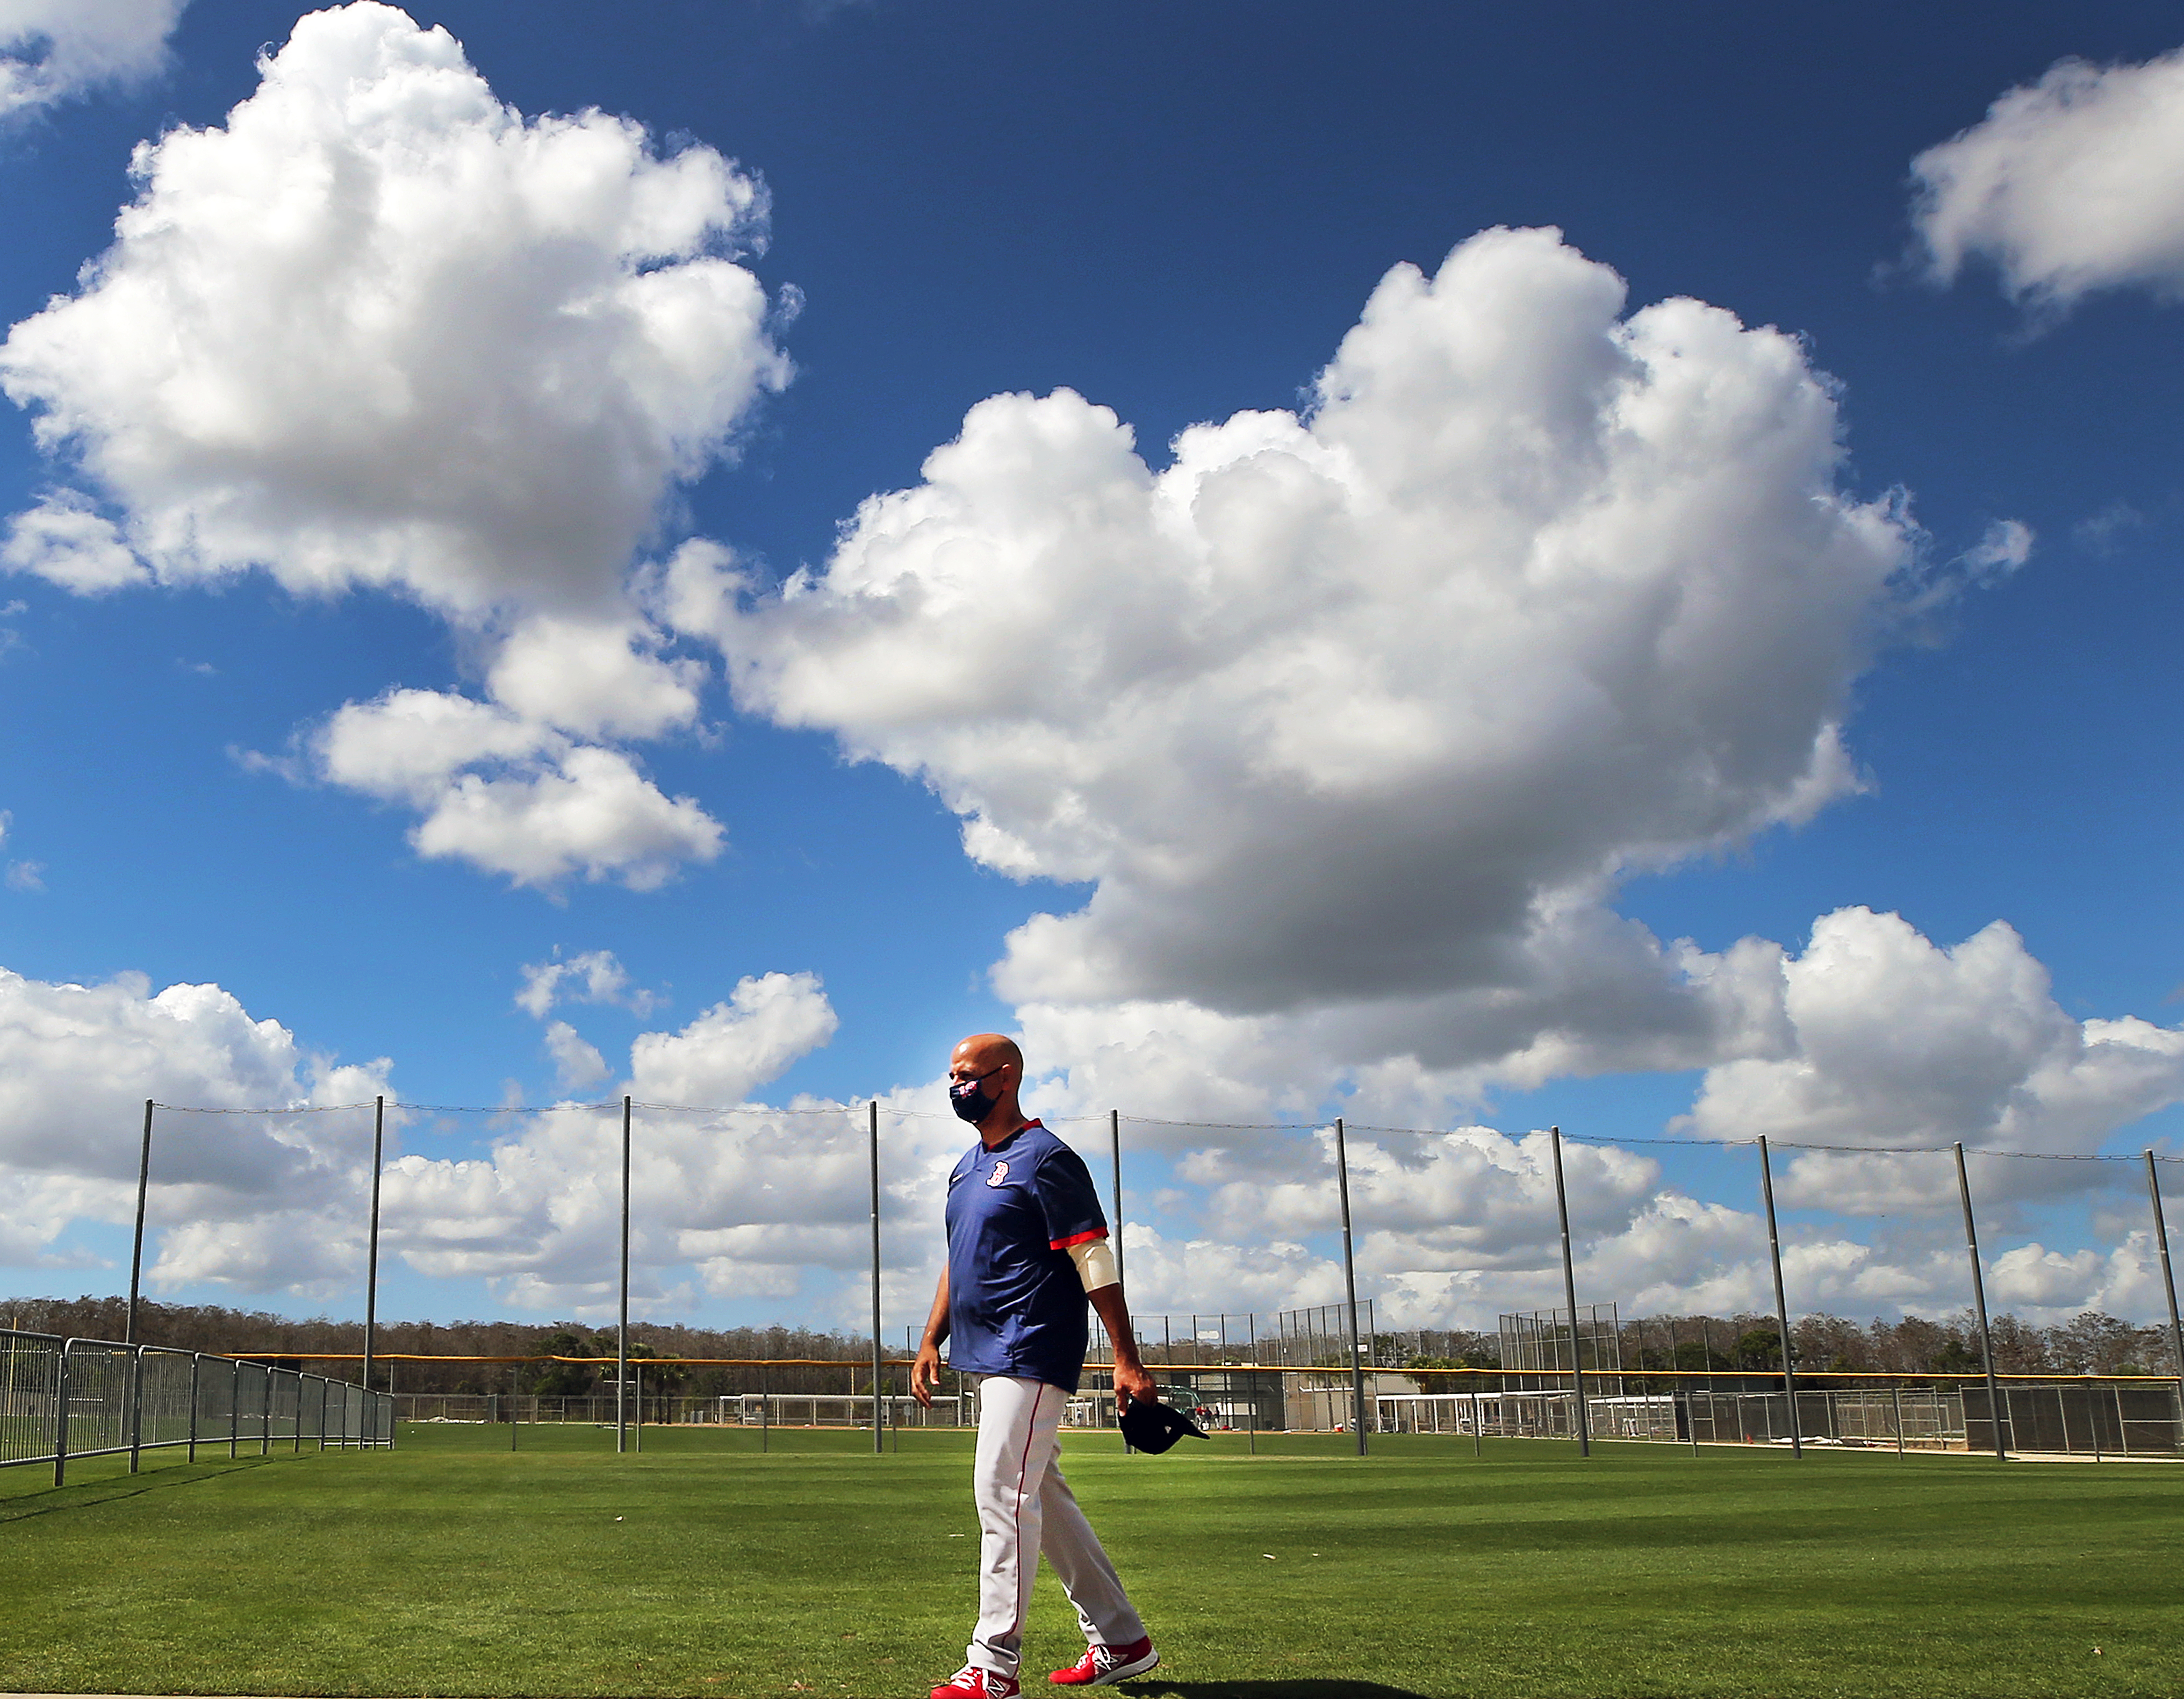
[1385,1309,2180,1379]
[0,1296,899,1397]
[11,1295,2173,1394]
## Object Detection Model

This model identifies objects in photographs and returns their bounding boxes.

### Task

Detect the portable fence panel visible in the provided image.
[234,1359,270,1450]
[0,1337,386,1475]
[139,1349,196,1450]
[0,1330,61,1466]
[193,1353,236,1441]
[64,1342,133,1458]
[268,1372,299,1446]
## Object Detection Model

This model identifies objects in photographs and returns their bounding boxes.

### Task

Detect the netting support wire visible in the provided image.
[1756,1135,1801,1460]
[1332,1117,1367,1456]
[2147,1151,2184,1400]
[1954,1142,2007,1461]
[364,1095,385,1397]
[617,1094,631,1457]
[1549,1126,1589,1458]
[870,1099,883,1457]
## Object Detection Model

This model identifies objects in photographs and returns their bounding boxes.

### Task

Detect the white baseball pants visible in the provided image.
[966,1375,1147,1680]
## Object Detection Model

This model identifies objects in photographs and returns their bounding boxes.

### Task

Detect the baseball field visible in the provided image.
[1,1422,2179,1699]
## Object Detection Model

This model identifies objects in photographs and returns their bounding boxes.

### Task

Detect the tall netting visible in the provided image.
[52,1096,2184,1464]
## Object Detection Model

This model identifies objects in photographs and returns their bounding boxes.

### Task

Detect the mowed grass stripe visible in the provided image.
[0,1422,2178,1698]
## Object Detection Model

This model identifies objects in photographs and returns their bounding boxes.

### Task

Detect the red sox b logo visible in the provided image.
[987,1160,1010,1187]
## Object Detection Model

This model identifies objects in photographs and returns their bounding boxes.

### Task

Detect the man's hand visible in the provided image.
[1113,1357,1156,1409]
[911,1339,943,1408]
[913,1269,950,1408]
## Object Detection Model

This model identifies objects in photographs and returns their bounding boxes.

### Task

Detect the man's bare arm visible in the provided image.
[1087,1282,1154,1408]
[911,1267,951,1406]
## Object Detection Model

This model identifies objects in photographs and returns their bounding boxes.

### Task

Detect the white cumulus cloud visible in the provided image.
[543,1020,608,1092]
[309,682,722,891]
[696,226,1915,1089]
[628,971,838,1106]
[0,0,184,117]
[1680,907,2184,1211]
[1912,44,2184,308]
[515,948,655,1020]
[1,3,782,891]
[1,1,786,619]
[0,493,145,591]
[0,964,390,1286]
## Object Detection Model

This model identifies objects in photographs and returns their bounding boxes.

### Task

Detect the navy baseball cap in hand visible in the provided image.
[1119,1397,1209,1454]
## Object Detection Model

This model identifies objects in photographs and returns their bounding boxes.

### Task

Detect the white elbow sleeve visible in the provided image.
[1068,1236,1119,1293]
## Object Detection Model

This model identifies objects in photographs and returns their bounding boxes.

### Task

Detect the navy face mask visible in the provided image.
[949,1068,1002,1123]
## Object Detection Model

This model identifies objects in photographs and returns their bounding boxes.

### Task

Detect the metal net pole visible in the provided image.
[1756,1136,1801,1459]
[1953,1142,2007,1460]
[617,1094,631,1456]
[1109,1110,1126,1289]
[1332,1118,1366,1456]
[2144,1152,2184,1414]
[364,1096,385,1397]
[1548,1127,1589,1457]
[870,1099,883,1457]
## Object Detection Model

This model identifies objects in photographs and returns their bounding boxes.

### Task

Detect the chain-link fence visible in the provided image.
[1375,1368,2182,1456]
[354,1339,2184,1460]
[0,1328,394,1485]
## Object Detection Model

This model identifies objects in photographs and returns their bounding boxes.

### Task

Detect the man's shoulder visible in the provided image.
[1017,1122,1090,1170]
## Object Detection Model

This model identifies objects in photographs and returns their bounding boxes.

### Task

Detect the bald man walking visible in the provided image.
[913,1034,1160,1699]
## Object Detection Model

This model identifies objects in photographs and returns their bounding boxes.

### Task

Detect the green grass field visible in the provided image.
[2,1421,2180,1699]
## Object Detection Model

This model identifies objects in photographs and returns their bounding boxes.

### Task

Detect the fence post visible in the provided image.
[52,1341,70,1488]
[2144,1152,2184,1415]
[618,1093,631,1457]
[127,1345,146,1475]
[260,1361,272,1457]
[1953,1142,2007,1460]
[188,1352,200,1463]
[634,1363,643,1453]
[1892,1384,1904,1456]
[364,1095,385,1400]
[511,1366,520,1452]
[1756,1136,1802,1459]
[1548,1127,1590,1457]
[870,1099,883,1458]
[229,1358,239,1459]
[1332,1118,1367,1457]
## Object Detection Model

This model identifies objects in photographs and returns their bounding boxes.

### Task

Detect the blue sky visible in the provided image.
[1,1,2181,1339]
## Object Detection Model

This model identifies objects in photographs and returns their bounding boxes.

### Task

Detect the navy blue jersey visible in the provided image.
[944,1121,1109,1392]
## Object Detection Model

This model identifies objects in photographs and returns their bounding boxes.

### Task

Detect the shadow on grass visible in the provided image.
[1137,1683,1431,1699]
[0,1454,283,1524]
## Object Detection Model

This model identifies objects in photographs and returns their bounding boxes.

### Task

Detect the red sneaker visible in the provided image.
[1048,1638,1159,1686]
[933,1666,1019,1699]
